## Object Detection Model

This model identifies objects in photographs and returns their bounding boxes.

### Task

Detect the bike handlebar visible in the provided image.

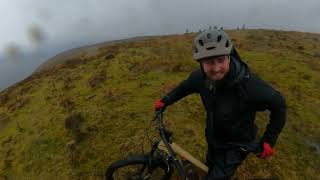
[154,110,187,179]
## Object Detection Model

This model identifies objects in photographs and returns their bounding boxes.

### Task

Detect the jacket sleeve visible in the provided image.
[249,75,287,147]
[161,70,200,106]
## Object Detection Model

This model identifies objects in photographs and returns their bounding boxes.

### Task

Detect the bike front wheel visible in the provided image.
[105,155,172,180]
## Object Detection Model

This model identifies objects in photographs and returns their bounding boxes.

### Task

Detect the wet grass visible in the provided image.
[0,29,319,179]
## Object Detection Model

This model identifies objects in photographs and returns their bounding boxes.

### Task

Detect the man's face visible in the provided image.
[200,55,230,81]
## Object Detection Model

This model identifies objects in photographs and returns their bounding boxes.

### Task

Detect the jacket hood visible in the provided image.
[226,55,249,87]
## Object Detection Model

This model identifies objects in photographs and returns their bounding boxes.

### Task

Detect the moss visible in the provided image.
[0,29,319,179]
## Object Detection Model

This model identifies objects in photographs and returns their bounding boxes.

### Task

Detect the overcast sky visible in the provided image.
[0,0,319,90]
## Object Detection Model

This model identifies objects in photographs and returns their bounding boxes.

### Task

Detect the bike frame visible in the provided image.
[157,140,209,173]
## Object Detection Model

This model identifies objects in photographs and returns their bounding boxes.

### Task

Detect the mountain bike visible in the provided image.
[105,110,262,180]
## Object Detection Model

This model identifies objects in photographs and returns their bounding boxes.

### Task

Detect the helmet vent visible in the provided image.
[194,46,199,53]
[198,40,204,46]
[225,40,230,47]
[207,33,211,38]
[206,46,216,50]
[217,35,222,42]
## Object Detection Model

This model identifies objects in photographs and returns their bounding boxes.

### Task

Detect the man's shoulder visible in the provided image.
[246,73,272,89]
[244,72,278,100]
[189,68,203,79]
[183,68,204,89]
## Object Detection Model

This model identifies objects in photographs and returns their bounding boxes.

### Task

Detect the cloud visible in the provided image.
[1,0,320,52]
[0,0,320,90]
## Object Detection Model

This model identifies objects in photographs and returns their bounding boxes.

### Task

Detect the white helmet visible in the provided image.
[193,29,233,61]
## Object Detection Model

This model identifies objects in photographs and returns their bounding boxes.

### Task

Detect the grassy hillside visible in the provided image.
[0,29,319,179]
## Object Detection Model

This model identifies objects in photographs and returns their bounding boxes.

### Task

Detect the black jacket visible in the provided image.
[162,56,286,149]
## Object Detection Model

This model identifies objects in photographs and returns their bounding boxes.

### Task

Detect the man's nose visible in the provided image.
[211,64,221,72]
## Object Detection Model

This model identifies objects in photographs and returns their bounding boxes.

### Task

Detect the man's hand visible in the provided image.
[259,142,274,159]
[154,99,165,111]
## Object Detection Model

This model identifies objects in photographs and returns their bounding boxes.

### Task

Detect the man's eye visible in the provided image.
[204,60,212,64]
[217,58,225,63]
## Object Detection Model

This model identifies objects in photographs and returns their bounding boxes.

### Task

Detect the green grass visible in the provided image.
[0,29,319,179]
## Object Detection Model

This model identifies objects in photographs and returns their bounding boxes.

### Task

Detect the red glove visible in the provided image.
[154,99,165,111]
[259,142,274,159]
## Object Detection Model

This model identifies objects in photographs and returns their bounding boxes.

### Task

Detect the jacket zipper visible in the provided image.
[209,82,216,141]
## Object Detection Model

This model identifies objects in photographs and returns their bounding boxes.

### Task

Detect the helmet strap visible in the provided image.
[200,63,206,78]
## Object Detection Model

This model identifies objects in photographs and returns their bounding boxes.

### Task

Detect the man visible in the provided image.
[154,29,286,179]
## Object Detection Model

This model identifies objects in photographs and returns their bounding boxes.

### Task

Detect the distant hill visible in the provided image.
[0,29,319,179]
[33,36,157,74]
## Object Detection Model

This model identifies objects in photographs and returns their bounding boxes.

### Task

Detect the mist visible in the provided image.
[0,0,319,90]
